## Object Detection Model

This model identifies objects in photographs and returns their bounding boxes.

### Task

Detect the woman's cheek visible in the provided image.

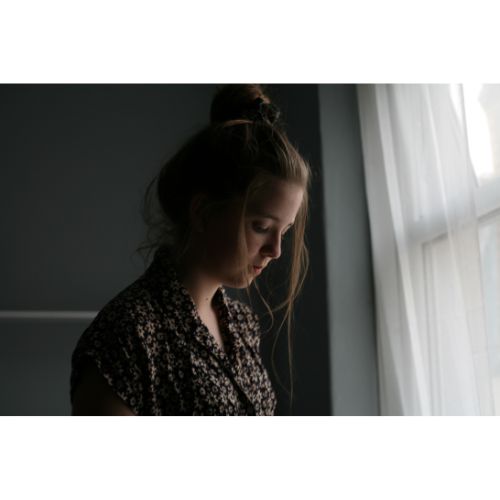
[243,225,254,247]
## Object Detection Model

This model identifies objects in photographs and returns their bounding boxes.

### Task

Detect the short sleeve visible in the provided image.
[70,308,147,415]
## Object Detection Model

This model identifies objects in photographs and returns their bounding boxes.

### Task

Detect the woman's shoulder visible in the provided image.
[103,277,162,325]
[75,275,166,349]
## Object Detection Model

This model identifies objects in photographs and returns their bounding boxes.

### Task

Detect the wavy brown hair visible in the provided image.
[135,84,312,409]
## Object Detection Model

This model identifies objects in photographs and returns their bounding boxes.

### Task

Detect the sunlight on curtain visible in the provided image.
[357,84,500,415]
[462,84,500,182]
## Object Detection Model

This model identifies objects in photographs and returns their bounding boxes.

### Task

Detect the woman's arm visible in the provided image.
[71,361,135,416]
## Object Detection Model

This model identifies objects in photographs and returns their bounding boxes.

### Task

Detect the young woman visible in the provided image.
[70,84,311,416]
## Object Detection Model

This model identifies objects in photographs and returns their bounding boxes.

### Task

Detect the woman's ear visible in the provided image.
[189,193,210,233]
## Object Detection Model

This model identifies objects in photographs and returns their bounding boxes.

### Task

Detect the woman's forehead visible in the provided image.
[246,179,303,222]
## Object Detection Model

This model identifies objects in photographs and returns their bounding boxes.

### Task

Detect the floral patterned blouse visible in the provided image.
[69,245,277,416]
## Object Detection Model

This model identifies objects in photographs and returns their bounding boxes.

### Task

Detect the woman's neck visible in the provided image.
[172,246,221,318]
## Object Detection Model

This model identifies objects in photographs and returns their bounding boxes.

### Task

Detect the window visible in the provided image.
[358,84,500,414]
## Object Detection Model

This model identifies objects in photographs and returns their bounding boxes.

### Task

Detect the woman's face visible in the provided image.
[200,178,304,288]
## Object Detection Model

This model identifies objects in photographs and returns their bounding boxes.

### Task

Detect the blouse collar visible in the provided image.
[144,244,232,334]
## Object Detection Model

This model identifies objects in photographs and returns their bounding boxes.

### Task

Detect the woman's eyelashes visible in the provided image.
[252,222,289,239]
[252,223,269,233]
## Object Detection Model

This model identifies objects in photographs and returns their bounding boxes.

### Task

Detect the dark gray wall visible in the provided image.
[1,85,215,311]
[318,85,379,415]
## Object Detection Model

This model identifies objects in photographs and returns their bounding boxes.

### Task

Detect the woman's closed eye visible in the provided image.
[252,223,289,239]
[253,223,269,233]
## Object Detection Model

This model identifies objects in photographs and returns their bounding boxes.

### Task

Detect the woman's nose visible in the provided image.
[261,232,282,260]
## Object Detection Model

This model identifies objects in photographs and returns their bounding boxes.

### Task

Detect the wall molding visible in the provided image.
[0,311,97,320]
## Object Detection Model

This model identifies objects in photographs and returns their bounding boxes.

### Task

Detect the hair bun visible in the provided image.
[210,84,281,126]
[243,97,281,125]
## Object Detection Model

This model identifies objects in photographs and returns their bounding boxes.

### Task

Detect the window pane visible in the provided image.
[479,217,500,413]
[463,84,500,184]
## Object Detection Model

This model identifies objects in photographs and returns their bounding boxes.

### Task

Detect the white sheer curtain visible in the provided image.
[357,84,499,415]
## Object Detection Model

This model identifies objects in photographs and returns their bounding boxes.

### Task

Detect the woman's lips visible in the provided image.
[253,266,263,275]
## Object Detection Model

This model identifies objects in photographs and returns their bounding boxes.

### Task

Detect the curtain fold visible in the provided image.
[357,84,495,415]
